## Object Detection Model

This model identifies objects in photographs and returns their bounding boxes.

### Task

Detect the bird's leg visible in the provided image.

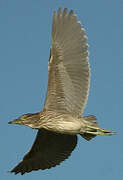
[85,125,115,136]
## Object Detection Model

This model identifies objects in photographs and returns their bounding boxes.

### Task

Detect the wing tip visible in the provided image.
[63,8,68,16]
[8,160,27,175]
[54,8,75,16]
[69,9,74,15]
[8,169,27,175]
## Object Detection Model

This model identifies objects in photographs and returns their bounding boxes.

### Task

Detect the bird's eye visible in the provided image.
[19,114,26,119]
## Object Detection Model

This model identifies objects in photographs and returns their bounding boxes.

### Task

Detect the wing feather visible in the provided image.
[44,8,90,116]
[10,130,77,174]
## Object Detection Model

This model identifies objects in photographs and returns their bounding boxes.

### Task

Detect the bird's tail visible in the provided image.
[80,115,114,141]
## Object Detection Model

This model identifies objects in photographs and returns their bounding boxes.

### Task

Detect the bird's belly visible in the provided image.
[41,118,82,135]
[56,121,81,134]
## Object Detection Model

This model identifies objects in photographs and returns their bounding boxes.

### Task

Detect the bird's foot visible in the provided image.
[86,126,115,136]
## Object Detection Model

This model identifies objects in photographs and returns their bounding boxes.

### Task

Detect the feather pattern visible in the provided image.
[10,130,77,175]
[44,8,90,116]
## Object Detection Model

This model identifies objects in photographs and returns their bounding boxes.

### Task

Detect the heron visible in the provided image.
[8,8,114,175]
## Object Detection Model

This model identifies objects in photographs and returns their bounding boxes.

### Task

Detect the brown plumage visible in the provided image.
[11,129,77,175]
[8,8,114,175]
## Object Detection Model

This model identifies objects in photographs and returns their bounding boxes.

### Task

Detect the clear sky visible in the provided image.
[0,0,122,179]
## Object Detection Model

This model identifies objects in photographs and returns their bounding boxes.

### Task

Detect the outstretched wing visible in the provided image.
[10,130,77,175]
[44,8,90,116]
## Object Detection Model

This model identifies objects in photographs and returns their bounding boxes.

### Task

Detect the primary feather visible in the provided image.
[44,8,90,115]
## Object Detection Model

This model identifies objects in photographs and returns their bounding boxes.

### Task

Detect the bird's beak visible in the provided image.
[8,120,13,124]
[8,118,21,125]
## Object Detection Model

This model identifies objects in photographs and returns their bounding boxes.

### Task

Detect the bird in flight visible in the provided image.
[9,8,114,175]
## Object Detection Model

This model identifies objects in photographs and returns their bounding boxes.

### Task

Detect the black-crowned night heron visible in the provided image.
[9,8,114,175]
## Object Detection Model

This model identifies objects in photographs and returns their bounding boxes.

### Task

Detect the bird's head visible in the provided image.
[8,113,40,126]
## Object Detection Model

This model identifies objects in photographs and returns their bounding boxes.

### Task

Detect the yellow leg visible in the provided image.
[86,126,115,136]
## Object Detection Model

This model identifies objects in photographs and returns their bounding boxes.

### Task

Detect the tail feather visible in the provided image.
[80,133,96,141]
[80,115,114,141]
[80,115,98,141]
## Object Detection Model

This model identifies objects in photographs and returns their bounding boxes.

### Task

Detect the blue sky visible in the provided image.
[0,0,123,179]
